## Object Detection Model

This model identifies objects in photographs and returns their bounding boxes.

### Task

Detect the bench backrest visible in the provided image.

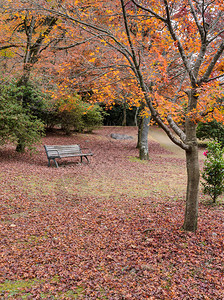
[44,145,81,157]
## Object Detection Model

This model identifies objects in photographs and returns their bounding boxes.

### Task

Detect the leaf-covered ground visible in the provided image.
[0,126,223,299]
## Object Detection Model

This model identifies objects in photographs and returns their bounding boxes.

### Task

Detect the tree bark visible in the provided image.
[122,102,127,126]
[139,115,150,160]
[183,141,200,231]
[182,91,200,232]
[136,114,142,149]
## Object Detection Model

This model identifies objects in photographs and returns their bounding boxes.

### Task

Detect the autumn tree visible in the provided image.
[25,0,155,159]
[11,0,224,231]
[0,2,61,151]
[127,0,224,231]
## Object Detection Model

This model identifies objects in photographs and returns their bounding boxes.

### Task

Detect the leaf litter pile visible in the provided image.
[0,127,223,299]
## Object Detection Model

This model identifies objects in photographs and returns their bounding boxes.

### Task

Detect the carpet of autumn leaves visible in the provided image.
[0,126,223,300]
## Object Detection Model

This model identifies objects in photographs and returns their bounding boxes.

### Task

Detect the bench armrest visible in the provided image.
[47,149,61,158]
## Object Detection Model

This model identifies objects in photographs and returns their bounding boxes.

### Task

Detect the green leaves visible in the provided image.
[197,121,224,148]
[201,140,224,202]
[0,81,45,152]
[58,96,103,134]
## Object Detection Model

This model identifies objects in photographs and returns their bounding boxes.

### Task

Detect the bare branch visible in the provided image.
[167,115,186,142]
[131,0,167,22]
[188,0,205,40]
[55,36,100,50]
[208,29,224,44]
[163,0,197,87]
[204,73,224,83]
[199,40,224,84]
[0,44,20,50]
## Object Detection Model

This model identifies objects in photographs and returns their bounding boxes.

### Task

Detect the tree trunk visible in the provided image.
[122,102,127,126]
[16,139,26,153]
[135,107,139,127]
[136,115,142,149]
[139,115,150,160]
[183,91,200,232]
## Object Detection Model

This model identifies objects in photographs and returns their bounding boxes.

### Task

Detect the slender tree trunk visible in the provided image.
[135,106,139,127]
[139,115,150,160]
[183,91,200,232]
[15,69,30,152]
[122,102,127,126]
[136,115,142,149]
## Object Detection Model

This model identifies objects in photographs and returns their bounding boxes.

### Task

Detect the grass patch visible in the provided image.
[0,279,40,298]
[0,279,85,299]
[127,156,151,163]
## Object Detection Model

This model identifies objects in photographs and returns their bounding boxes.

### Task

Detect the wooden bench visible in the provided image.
[44,145,93,168]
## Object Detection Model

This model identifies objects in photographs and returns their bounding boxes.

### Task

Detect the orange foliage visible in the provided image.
[1,0,223,127]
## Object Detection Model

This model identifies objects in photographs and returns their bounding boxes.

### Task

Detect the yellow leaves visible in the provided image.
[89,57,96,63]
[0,49,15,58]
[87,104,94,110]
[57,94,81,113]
[216,61,224,72]
[140,107,151,118]
[100,39,107,46]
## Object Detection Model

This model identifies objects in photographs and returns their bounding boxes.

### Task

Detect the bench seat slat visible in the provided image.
[44,144,93,167]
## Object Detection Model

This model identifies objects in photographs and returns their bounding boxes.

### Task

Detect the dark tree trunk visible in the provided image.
[136,115,142,149]
[183,141,200,231]
[16,139,26,153]
[183,91,200,232]
[122,103,127,126]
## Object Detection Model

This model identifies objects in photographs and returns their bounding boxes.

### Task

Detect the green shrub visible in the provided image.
[0,82,45,152]
[81,103,104,132]
[58,96,103,135]
[197,120,224,148]
[201,140,224,203]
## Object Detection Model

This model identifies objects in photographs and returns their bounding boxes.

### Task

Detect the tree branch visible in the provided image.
[188,0,205,40]
[199,40,224,84]
[131,0,167,22]
[163,0,197,87]
[0,44,20,50]
[55,36,100,50]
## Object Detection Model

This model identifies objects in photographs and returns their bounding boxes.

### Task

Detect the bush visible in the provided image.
[201,140,224,203]
[81,102,104,132]
[58,96,104,135]
[197,121,224,148]
[0,82,45,152]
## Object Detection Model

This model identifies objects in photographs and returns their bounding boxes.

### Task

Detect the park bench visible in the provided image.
[44,144,93,168]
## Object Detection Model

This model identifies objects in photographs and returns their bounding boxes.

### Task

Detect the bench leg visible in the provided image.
[47,158,59,168]
[84,156,89,163]
[53,159,59,168]
[80,156,89,163]
[47,158,51,167]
